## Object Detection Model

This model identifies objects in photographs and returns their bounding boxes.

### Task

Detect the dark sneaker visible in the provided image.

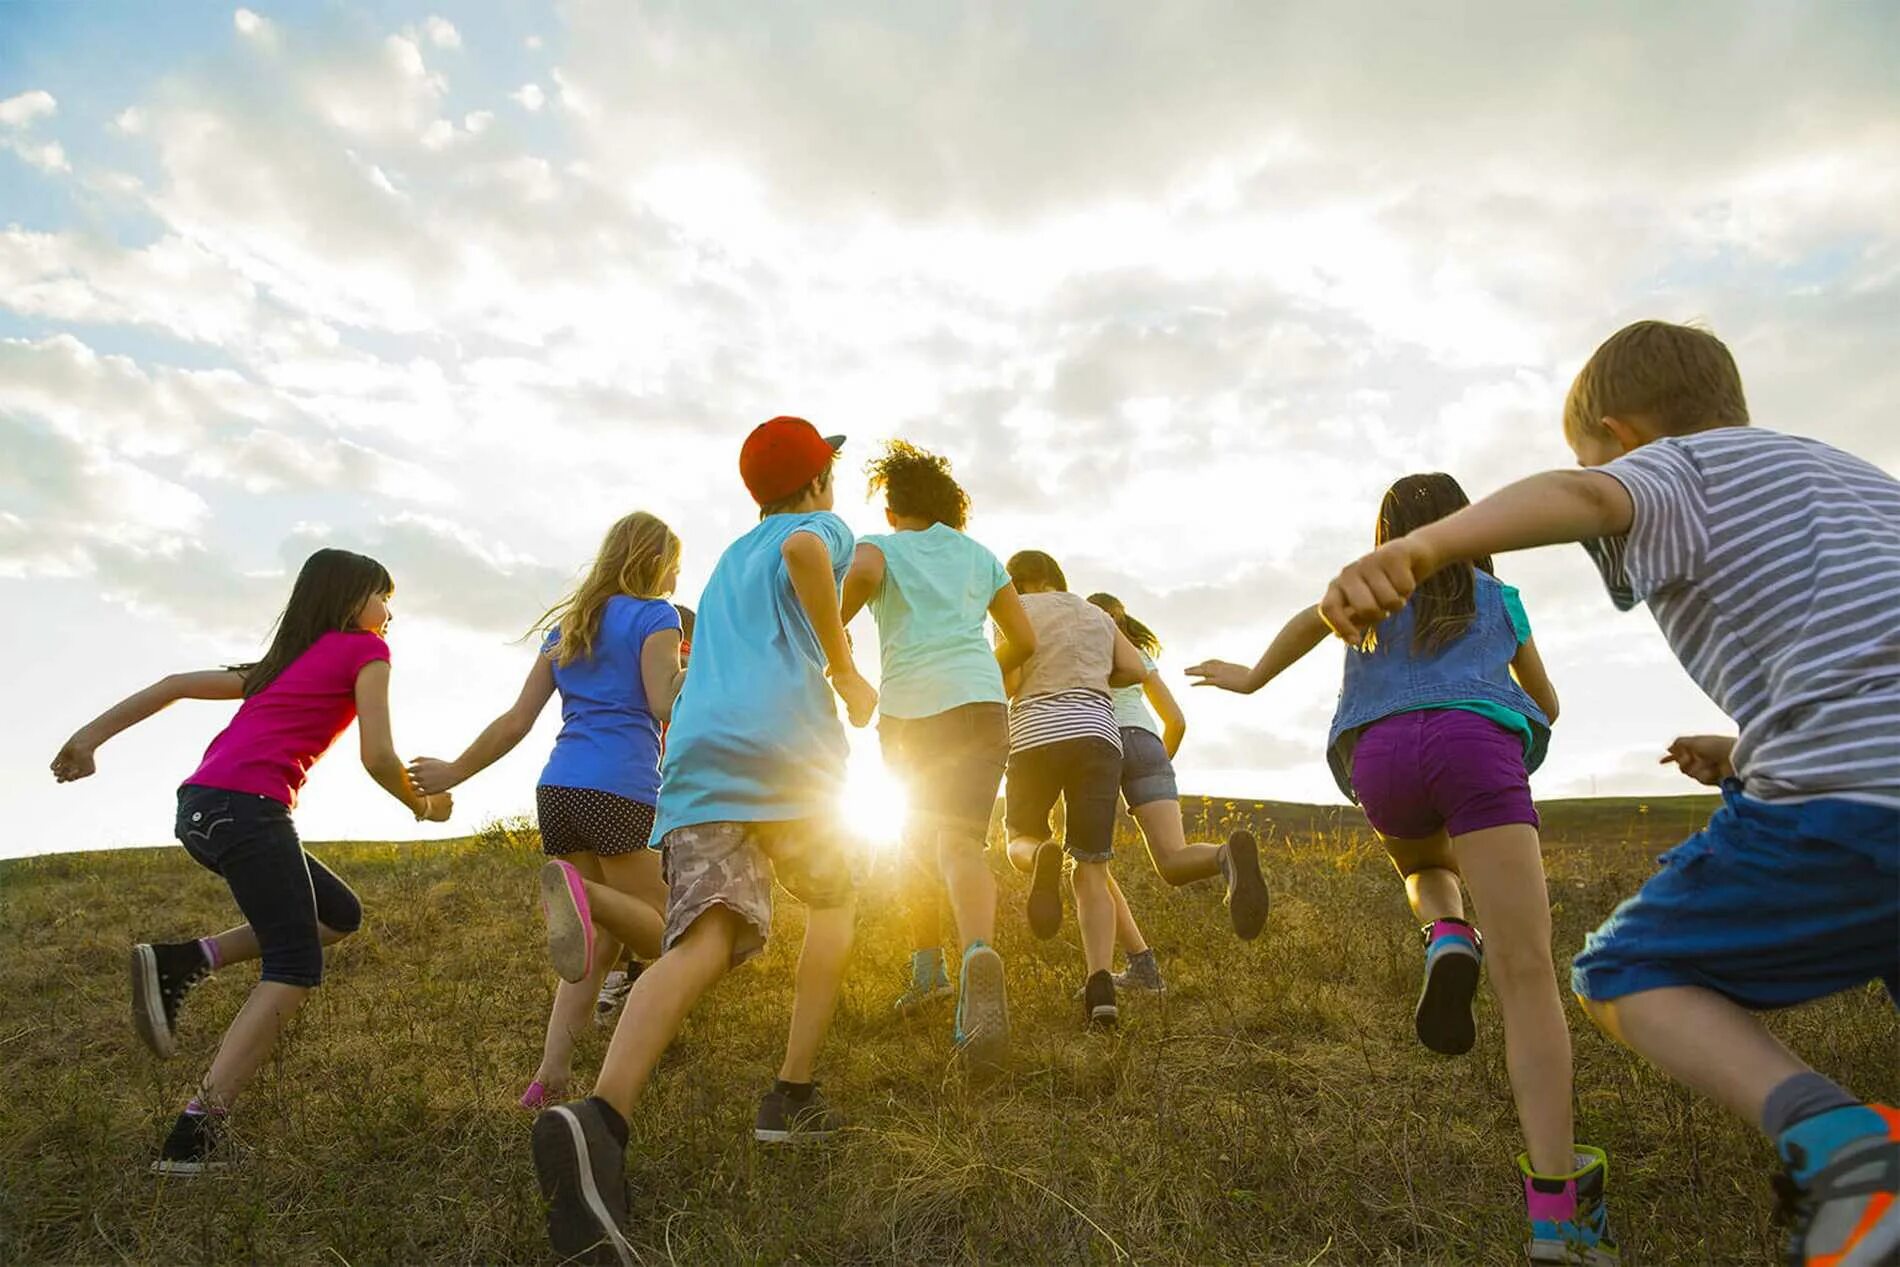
[1221,830,1270,940]
[1775,1103,1900,1267]
[1521,1146,1619,1265]
[754,1084,846,1144]
[1114,953,1167,994]
[532,1098,634,1267]
[955,944,1010,1080]
[1083,969,1117,1029]
[1415,918,1483,1056]
[594,964,640,1025]
[1026,841,1064,939]
[151,1110,229,1177]
[131,941,211,1059]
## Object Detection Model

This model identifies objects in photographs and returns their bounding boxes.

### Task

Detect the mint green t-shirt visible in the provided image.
[862,524,1011,720]
[1112,652,1161,735]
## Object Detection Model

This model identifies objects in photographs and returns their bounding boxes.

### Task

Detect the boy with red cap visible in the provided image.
[531,417,877,1266]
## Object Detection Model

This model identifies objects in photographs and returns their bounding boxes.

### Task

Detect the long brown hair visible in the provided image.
[1374,473,1495,655]
[235,549,393,697]
[1005,549,1067,593]
[535,512,682,667]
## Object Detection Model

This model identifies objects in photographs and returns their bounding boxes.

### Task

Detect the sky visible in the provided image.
[1,2,1895,858]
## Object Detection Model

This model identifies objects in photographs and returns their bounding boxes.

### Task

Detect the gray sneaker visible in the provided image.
[1114,954,1167,994]
[955,945,1010,1080]
[531,1098,634,1266]
[754,1083,846,1144]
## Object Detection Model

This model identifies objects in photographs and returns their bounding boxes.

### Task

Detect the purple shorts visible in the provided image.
[1349,710,1538,840]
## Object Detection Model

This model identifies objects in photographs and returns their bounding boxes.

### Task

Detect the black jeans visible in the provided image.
[175,784,362,986]
[1003,737,1123,863]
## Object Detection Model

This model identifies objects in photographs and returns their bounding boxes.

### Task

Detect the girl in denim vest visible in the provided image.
[1190,473,1616,1264]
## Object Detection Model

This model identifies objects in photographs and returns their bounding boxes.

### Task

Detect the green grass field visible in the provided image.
[2,796,1893,1264]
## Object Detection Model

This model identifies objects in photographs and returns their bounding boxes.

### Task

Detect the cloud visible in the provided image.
[0,90,56,127]
[422,16,460,49]
[512,83,546,112]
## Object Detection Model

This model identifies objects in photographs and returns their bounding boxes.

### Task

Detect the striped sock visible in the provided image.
[197,937,222,971]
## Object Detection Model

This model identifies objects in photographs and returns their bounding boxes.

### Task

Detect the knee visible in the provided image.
[1483,935,1556,989]
[323,892,365,937]
[934,830,988,875]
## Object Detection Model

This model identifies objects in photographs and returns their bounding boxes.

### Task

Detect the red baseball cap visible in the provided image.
[739,416,845,505]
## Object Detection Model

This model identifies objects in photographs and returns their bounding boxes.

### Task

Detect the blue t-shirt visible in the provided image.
[652,511,855,838]
[538,596,682,804]
[861,524,1010,719]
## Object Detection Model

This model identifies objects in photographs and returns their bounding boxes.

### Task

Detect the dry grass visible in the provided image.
[1,796,1892,1264]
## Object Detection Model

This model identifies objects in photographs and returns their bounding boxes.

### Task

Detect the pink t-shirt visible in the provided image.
[186,630,391,807]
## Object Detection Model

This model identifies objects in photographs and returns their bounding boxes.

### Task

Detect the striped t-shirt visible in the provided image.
[1583,428,1900,809]
[1009,689,1124,755]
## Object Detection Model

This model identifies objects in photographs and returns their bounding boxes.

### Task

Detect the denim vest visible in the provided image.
[1325,570,1549,801]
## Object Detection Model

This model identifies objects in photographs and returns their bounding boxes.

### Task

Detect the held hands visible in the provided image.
[829,665,879,728]
[1185,659,1256,694]
[416,790,455,823]
[406,756,462,796]
[50,735,97,783]
[1319,538,1439,646]
[1661,734,1737,787]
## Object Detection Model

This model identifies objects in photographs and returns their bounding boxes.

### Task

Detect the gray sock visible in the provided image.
[1761,1071,1858,1139]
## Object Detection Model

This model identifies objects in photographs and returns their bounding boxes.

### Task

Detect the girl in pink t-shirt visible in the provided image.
[50,548,451,1176]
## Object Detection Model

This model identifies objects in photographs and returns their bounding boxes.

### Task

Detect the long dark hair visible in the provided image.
[235,549,393,696]
[1006,550,1067,593]
[866,440,970,530]
[1374,473,1494,655]
[1087,592,1158,656]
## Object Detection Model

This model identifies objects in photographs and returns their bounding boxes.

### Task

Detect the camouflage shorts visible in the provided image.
[658,819,858,967]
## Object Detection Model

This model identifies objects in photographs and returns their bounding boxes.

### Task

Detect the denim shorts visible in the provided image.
[175,783,363,987]
[1118,726,1179,809]
[1571,782,1900,1010]
[1349,710,1538,840]
[879,703,1008,843]
[1004,736,1121,863]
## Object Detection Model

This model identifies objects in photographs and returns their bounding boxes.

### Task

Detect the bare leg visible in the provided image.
[939,829,997,949]
[1072,860,1116,976]
[1383,830,1464,924]
[199,981,310,1107]
[591,907,740,1119]
[1107,871,1149,955]
[1452,823,1573,1175]
[1006,834,1040,873]
[533,930,622,1092]
[904,829,944,952]
[1130,800,1222,886]
[203,922,349,967]
[579,854,666,964]
[779,902,858,1083]
[1581,986,1810,1127]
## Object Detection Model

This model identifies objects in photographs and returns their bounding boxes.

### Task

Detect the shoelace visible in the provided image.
[163,962,211,1014]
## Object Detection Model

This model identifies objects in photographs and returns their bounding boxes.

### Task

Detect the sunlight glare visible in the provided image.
[839,742,910,861]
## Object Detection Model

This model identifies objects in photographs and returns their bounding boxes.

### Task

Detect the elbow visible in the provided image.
[1542,697,1561,725]
[360,747,402,781]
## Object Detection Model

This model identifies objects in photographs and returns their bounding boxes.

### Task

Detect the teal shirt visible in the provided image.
[1112,652,1161,735]
[861,524,1010,720]
[651,511,855,838]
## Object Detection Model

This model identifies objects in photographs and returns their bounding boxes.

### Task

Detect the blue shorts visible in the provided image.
[1119,727,1179,809]
[1571,782,1900,1010]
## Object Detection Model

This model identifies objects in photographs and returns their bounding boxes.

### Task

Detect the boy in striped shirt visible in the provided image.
[1319,321,1898,1267]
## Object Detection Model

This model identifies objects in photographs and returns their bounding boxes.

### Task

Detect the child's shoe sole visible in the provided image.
[539,861,595,984]
[1415,942,1481,1056]
[1224,830,1269,940]
[1026,842,1064,939]
[150,1157,231,1177]
[958,947,1010,1081]
[532,1106,634,1267]
[130,945,174,1059]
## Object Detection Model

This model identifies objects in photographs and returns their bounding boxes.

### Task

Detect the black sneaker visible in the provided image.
[1083,969,1117,1029]
[754,1083,846,1144]
[1026,841,1065,939]
[1415,919,1483,1056]
[151,1110,229,1177]
[131,941,211,1059]
[531,1098,634,1267]
[1221,830,1270,940]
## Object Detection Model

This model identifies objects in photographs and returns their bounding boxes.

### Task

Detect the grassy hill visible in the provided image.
[3,796,1892,1264]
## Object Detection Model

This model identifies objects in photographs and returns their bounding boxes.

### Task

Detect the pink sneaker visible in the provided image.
[519,1080,552,1111]
[539,859,595,983]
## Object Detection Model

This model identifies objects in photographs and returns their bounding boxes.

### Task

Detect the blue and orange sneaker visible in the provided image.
[1774,1103,1900,1267]
[1520,1146,1619,1265]
[1416,917,1483,1055]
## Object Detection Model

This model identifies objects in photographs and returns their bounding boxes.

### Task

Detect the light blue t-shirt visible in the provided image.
[538,596,681,803]
[861,524,1010,720]
[652,511,855,839]
[1112,652,1161,735]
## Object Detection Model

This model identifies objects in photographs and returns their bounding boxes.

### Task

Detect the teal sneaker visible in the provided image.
[954,942,1009,1079]
[1521,1147,1619,1265]
[1774,1103,1900,1267]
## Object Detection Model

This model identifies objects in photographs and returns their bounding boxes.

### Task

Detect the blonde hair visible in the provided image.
[535,512,682,667]
[1564,320,1749,449]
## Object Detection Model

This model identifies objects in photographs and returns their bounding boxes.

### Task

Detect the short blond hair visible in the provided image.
[1564,320,1749,448]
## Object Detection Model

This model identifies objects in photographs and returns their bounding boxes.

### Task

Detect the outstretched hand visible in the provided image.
[1318,538,1436,646]
[1660,734,1736,787]
[407,756,462,796]
[1184,660,1256,694]
[50,736,97,783]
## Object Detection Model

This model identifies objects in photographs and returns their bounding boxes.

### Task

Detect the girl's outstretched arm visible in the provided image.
[988,583,1037,676]
[1510,636,1560,724]
[838,543,885,625]
[355,660,451,822]
[1186,606,1329,695]
[783,530,877,727]
[640,627,685,723]
[51,670,245,782]
[408,655,557,795]
[1142,671,1188,758]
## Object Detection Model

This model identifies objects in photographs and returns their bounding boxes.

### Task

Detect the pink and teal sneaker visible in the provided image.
[1416,917,1483,1055]
[1520,1146,1619,1265]
[1773,1103,1900,1267]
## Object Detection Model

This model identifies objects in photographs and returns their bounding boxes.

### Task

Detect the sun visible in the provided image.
[838,743,910,859]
